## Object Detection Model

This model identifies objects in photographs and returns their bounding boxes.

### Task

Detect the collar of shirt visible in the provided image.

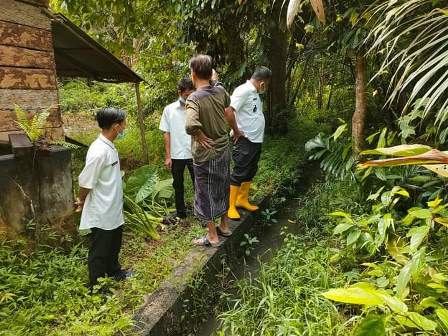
[246,80,258,93]
[99,134,116,150]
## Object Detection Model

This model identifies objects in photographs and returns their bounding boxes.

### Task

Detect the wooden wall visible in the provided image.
[0,0,62,142]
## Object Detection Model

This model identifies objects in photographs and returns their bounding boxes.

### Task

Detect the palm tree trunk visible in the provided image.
[265,1,289,135]
[352,54,366,153]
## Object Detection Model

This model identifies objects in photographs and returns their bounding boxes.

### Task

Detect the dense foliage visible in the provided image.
[3,0,448,334]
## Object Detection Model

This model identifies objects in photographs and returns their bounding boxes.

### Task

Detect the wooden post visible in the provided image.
[135,82,149,163]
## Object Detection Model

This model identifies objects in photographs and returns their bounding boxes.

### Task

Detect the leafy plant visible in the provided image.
[366,0,448,126]
[123,194,162,239]
[260,208,278,225]
[14,105,50,143]
[324,145,448,334]
[125,165,173,203]
[305,122,357,179]
[239,233,259,256]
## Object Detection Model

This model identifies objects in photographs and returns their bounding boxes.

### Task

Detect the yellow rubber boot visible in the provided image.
[236,182,259,212]
[227,185,241,220]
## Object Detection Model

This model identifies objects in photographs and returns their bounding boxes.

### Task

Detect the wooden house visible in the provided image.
[0,0,144,237]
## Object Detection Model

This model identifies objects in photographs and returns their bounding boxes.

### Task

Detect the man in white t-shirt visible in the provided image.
[159,77,195,220]
[76,107,132,288]
[227,67,272,220]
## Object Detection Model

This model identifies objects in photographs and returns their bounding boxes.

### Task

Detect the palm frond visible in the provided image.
[366,0,448,126]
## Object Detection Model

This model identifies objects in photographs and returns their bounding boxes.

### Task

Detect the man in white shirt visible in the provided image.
[227,67,272,220]
[76,107,131,288]
[159,77,195,220]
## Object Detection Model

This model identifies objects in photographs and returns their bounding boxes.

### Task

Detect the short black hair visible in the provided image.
[251,66,272,81]
[95,107,126,129]
[178,76,194,93]
[189,55,213,80]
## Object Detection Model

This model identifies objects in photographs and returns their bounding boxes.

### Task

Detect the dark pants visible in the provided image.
[172,159,195,218]
[230,137,262,186]
[88,226,123,286]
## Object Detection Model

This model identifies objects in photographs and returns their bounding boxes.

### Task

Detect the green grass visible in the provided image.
[252,120,322,202]
[0,222,203,336]
[217,229,349,336]
[217,179,364,336]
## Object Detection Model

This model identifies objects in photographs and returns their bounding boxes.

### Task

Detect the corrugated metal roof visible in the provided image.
[50,13,144,83]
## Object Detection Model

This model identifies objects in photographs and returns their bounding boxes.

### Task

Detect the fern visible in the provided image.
[51,141,81,150]
[14,105,50,143]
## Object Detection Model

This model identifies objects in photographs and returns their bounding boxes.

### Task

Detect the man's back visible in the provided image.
[185,85,230,162]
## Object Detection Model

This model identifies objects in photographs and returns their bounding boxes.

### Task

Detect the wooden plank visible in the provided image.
[0,45,53,68]
[0,110,18,132]
[0,1,51,31]
[0,67,57,89]
[0,89,58,110]
[0,21,52,51]
[17,0,49,7]
[0,107,61,132]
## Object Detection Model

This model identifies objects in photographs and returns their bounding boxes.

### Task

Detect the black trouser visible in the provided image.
[172,159,195,218]
[88,226,123,286]
[230,137,262,186]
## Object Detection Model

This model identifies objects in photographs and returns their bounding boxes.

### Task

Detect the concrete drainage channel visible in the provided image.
[133,200,268,336]
[133,163,320,336]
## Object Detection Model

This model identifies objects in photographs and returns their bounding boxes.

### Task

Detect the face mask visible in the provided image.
[116,128,126,140]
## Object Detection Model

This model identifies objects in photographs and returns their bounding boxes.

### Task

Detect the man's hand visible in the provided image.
[194,131,214,149]
[164,157,172,170]
[74,197,84,213]
[232,129,245,144]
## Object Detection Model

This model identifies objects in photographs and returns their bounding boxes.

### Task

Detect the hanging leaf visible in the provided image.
[310,0,325,24]
[286,0,302,28]
[361,144,432,157]
[359,149,448,172]
[423,164,448,177]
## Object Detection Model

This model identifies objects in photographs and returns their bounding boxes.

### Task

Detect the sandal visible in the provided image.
[193,235,221,248]
[216,226,232,237]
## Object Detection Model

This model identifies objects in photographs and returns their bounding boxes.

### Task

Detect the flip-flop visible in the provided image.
[192,235,221,248]
[216,226,232,237]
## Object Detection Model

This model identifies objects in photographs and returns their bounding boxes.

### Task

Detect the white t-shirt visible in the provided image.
[159,100,192,159]
[79,134,124,231]
[230,80,265,143]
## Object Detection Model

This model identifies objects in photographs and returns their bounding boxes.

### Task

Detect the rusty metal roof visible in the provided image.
[50,13,144,83]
